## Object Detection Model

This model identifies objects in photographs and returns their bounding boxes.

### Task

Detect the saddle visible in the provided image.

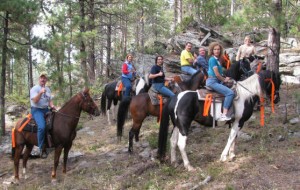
[148,87,169,106]
[19,111,55,148]
[197,85,236,124]
[115,79,137,96]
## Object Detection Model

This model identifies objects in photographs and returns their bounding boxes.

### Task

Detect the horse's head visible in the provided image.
[259,70,281,104]
[191,69,207,89]
[79,88,100,116]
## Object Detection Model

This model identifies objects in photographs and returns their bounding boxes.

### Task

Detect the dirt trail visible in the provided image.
[1,85,300,189]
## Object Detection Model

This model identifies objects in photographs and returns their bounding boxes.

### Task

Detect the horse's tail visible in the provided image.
[100,85,107,115]
[157,98,171,160]
[117,96,132,140]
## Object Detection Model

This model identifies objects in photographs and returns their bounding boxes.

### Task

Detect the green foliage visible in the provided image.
[294,91,300,104]
[146,132,158,149]
[175,16,194,33]
[144,44,166,55]
[6,94,29,106]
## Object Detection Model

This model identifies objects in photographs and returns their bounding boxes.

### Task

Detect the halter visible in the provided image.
[54,92,93,119]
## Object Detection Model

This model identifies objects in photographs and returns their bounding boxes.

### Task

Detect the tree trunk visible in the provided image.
[67,2,73,98]
[79,0,88,86]
[7,57,11,94]
[266,28,280,73]
[87,0,96,84]
[0,11,9,136]
[231,0,235,16]
[27,28,33,90]
[266,0,282,74]
[178,0,182,23]
[140,8,145,53]
[106,15,112,77]
[173,0,178,31]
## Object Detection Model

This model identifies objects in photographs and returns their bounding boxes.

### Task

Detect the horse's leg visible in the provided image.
[128,128,136,152]
[177,130,195,171]
[220,123,239,162]
[112,99,118,121]
[135,128,140,142]
[51,146,63,182]
[107,99,112,125]
[128,119,143,152]
[22,145,33,179]
[14,145,24,181]
[63,144,72,174]
[228,139,236,161]
[170,127,179,166]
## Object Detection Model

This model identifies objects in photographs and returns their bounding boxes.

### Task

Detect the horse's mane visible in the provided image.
[236,74,263,98]
[183,70,205,87]
[58,92,82,111]
[223,61,241,80]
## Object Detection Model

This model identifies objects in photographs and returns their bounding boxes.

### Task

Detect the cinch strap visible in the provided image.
[203,94,212,116]
[157,95,163,123]
[18,114,32,132]
[118,82,123,96]
[265,78,275,113]
[12,127,16,148]
[256,62,262,73]
[260,97,265,127]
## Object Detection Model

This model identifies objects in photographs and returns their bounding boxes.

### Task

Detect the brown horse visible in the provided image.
[12,88,100,183]
[117,70,207,152]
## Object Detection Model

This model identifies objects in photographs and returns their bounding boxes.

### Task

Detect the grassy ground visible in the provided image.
[0,84,299,190]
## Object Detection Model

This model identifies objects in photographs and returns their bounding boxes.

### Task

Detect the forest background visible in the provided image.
[0,0,300,136]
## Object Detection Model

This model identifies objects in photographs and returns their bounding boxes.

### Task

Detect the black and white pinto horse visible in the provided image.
[157,70,281,171]
[101,75,150,125]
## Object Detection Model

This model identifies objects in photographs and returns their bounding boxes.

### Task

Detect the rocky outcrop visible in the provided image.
[129,23,300,84]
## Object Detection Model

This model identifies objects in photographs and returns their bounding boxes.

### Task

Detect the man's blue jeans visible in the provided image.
[152,83,175,98]
[181,66,197,75]
[31,107,49,150]
[206,78,234,109]
[122,77,132,97]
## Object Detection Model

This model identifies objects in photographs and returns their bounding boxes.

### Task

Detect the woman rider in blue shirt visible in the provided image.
[206,42,234,121]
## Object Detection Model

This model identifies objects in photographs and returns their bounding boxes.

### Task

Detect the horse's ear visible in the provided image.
[83,87,90,94]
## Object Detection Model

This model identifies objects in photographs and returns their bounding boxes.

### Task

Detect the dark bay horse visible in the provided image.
[157,70,281,171]
[117,70,207,152]
[12,88,100,183]
[101,76,150,125]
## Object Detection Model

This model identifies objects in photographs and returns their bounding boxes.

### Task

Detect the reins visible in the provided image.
[53,92,94,120]
[236,76,275,127]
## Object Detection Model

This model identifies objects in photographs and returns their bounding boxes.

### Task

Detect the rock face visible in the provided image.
[122,22,300,84]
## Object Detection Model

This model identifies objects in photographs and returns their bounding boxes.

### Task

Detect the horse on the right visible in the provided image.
[157,70,281,171]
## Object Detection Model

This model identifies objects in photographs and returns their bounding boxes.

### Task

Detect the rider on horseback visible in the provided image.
[180,42,197,75]
[206,42,234,121]
[149,55,175,98]
[236,36,256,76]
[30,73,56,158]
[122,54,136,98]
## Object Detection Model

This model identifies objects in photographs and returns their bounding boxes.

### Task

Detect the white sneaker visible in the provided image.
[218,114,231,121]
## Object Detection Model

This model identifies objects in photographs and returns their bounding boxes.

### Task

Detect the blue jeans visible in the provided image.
[206,78,234,109]
[152,83,175,98]
[31,107,49,149]
[181,66,197,75]
[122,77,132,97]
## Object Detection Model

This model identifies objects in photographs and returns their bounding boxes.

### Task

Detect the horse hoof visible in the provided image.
[171,161,179,168]
[229,154,236,161]
[3,176,19,185]
[186,165,196,172]
[51,178,57,185]
[220,155,227,162]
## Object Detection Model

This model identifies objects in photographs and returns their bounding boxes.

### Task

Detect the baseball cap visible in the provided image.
[39,72,47,78]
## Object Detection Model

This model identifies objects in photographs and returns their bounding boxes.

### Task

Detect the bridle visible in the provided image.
[54,92,95,119]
